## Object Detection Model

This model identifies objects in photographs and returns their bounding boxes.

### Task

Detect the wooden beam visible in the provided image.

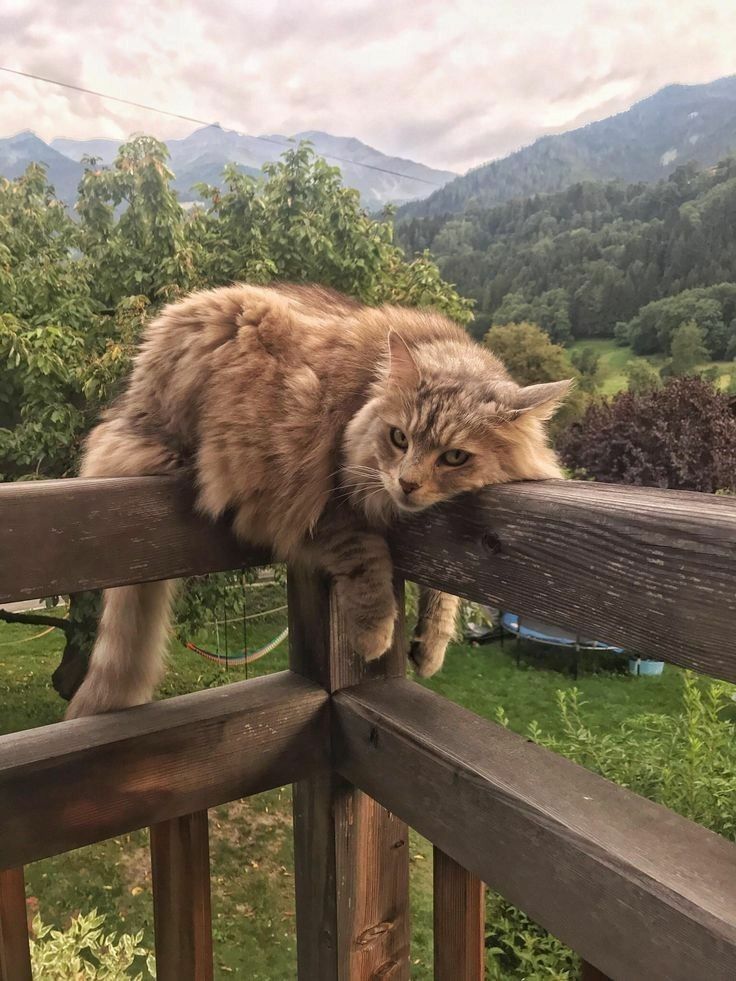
[0,476,267,604]
[0,672,329,869]
[0,869,31,981]
[433,848,485,981]
[391,480,736,683]
[289,567,410,981]
[151,811,213,981]
[4,475,735,679]
[335,680,736,981]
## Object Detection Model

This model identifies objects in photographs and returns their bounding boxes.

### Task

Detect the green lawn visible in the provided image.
[568,338,734,394]
[1,600,696,979]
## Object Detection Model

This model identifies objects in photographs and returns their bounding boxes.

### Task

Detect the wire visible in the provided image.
[0,64,446,188]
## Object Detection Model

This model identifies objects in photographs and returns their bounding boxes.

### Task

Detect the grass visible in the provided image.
[568,338,734,394]
[1,595,694,979]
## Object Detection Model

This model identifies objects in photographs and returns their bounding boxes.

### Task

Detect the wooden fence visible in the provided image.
[1,476,735,980]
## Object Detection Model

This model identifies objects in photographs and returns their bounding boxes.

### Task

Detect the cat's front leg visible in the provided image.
[409,587,459,677]
[305,521,397,662]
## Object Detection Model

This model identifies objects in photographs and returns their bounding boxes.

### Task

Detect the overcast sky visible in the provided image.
[2,0,735,173]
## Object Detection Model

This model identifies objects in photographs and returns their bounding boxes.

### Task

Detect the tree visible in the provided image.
[558,377,736,492]
[624,359,661,394]
[668,320,708,376]
[0,137,472,697]
[570,346,601,392]
[483,322,584,431]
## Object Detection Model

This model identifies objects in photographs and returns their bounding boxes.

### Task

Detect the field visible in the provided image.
[568,339,734,395]
[1,598,693,979]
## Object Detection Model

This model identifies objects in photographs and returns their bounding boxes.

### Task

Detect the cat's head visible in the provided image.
[342,332,571,520]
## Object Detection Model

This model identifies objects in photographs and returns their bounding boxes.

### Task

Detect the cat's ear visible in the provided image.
[387,332,421,388]
[508,379,573,420]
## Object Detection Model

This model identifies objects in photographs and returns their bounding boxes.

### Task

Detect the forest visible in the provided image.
[398,157,736,357]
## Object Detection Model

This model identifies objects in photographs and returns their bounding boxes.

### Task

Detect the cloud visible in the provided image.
[0,0,735,172]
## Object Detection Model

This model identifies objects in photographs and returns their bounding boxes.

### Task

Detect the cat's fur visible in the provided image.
[67,283,570,718]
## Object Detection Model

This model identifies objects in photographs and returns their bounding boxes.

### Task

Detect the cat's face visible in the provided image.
[342,333,571,519]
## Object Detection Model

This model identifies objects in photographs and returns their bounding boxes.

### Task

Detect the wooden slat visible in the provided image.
[151,811,213,981]
[0,869,31,981]
[0,476,267,603]
[433,848,485,981]
[334,680,736,981]
[0,672,329,869]
[289,567,410,980]
[391,480,736,682]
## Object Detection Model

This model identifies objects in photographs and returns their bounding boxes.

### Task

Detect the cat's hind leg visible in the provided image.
[409,588,459,678]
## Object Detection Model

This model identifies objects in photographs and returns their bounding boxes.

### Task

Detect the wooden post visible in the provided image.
[433,848,485,981]
[150,811,213,981]
[0,868,32,981]
[289,566,410,981]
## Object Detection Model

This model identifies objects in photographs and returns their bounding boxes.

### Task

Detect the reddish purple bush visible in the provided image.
[558,377,736,492]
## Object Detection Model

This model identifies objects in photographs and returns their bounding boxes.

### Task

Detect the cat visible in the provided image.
[66,283,570,718]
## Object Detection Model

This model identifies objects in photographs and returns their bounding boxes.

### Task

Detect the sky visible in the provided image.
[1,0,736,174]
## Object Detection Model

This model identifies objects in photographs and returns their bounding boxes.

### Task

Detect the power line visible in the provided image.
[0,64,445,188]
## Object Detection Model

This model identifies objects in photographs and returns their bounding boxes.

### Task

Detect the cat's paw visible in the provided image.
[409,636,448,678]
[350,613,396,662]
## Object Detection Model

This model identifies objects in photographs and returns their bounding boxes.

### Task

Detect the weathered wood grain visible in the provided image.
[433,848,485,981]
[0,869,31,981]
[335,680,736,981]
[0,672,329,869]
[151,811,213,981]
[391,480,736,682]
[0,476,267,604]
[289,567,410,980]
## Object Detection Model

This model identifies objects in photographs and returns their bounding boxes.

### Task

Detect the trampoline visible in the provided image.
[500,613,624,653]
[499,611,624,678]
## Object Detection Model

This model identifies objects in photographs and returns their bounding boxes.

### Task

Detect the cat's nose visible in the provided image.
[399,478,419,496]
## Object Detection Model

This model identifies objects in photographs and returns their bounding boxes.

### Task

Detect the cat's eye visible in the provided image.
[440,449,470,467]
[389,427,409,450]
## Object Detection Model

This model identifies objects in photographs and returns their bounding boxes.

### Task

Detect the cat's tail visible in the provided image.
[65,580,177,719]
[66,418,183,719]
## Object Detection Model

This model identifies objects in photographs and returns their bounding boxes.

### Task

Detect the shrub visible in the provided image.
[487,674,736,978]
[29,910,155,980]
[559,376,736,492]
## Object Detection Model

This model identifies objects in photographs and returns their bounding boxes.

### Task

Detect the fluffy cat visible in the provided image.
[66,283,570,718]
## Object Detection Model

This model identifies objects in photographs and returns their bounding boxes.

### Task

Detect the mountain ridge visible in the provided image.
[398,74,736,219]
[1,126,455,209]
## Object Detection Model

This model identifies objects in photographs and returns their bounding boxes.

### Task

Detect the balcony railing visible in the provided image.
[1,476,735,980]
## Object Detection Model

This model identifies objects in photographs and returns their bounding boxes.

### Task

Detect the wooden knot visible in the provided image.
[482,530,503,555]
[356,920,393,946]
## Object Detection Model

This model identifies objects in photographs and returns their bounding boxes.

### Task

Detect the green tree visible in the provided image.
[483,322,584,431]
[570,346,601,392]
[624,359,661,394]
[669,320,708,376]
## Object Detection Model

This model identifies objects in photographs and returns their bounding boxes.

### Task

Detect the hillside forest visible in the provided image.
[399,157,736,374]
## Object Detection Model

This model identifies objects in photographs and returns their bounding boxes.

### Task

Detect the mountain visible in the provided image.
[0,131,85,202]
[0,125,455,209]
[399,75,736,219]
[399,155,736,353]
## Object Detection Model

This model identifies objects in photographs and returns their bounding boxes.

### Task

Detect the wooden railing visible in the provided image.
[1,476,736,980]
